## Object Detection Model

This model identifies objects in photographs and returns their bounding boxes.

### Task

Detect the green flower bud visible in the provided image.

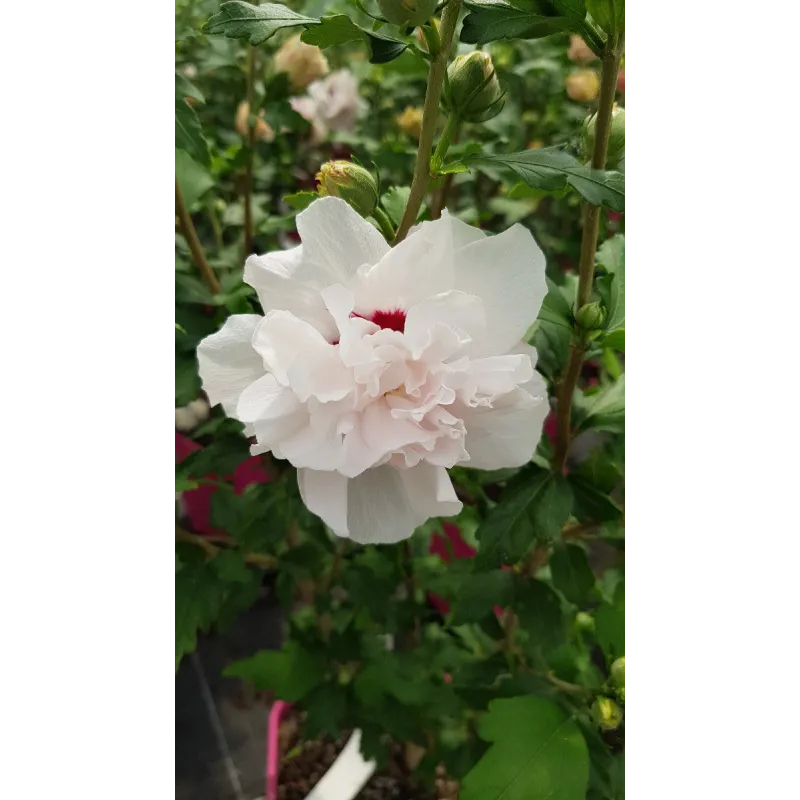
[377,0,438,27]
[575,302,606,331]
[582,105,625,169]
[443,51,506,123]
[316,160,379,218]
[610,656,625,688]
[574,611,596,634]
[592,696,623,731]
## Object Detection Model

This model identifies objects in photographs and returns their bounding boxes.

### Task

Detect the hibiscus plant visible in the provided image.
[176,1,624,798]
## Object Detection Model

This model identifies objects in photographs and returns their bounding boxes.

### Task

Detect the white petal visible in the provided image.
[236,373,299,425]
[244,248,338,340]
[453,224,547,357]
[507,341,545,397]
[297,468,350,537]
[444,210,487,249]
[399,463,463,519]
[404,290,486,360]
[296,197,389,285]
[196,315,265,419]
[353,214,456,313]
[459,387,549,470]
[252,311,352,402]
[345,466,426,544]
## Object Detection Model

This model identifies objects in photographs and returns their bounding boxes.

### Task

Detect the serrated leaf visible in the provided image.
[461,695,590,800]
[574,375,625,434]
[461,3,571,45]
[569,475,624,522]
[550,543,595,606]
[597,234,625,340]
[468,149,624,211]
[202,2,320,45]
[514,578,564,650]
[175,560,224,670]
[451,570,514,625]
[283,190,317,210]
[175,96,210,166]
[476,472,574,570]
[224,642,325,702]
[537,279,573,328]
[175,149,214,208]
[300,14,364,47]
[380,186,427,226]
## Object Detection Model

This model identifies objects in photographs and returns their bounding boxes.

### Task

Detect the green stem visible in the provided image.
[373,206,396,242]
[553,35,624,473]
[393,0,462,244]
[242,44,257,260]
[430,114,459,173]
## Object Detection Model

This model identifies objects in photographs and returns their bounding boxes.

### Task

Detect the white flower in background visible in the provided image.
[290,70,367,142]
[197,198,549,544]
[175,398,211,432]
[274,34,330,91]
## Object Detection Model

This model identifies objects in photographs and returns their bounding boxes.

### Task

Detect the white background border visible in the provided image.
[0,1,799,798]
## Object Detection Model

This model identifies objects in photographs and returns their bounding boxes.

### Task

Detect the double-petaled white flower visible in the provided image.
[197,198,548,544]
[290,70,367,142]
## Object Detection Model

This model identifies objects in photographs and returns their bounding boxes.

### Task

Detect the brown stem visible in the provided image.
[553,36,624,472]
[175,525,277,569]
[393,0,462,244]
[175,178,221,294]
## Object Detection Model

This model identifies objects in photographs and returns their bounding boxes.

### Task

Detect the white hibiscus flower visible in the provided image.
[290,70,367,142]
[197,197,549,544]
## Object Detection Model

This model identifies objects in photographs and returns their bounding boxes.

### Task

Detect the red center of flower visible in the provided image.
[350,308,407,333]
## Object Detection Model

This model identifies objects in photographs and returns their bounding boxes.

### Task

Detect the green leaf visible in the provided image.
[574,375,625,434]
[603,328,624,351]
[569,475,624,522]
[366,30,409,63]
[175,560,224,670]
[223,642,325,702]
[460,695,590,800]
[175,72,204,104]
[586,0,624,38]
[283,190,317,210]
[380,186,427,226]
[597,234,625,342]
[537,278,574,328]
[550,543,595,605]
[514,578,565,650]
[300,14,364,47]
[467,149,624,211]
[554,0,587,20]
[461,4,571,45]
[175,96,210,166]
[451,570,514,625]
[594,599,624,662]
[476,472,574,570]
[575,449,622,495]
[176,475,199,493]
[202,2,320,45]
[175,149,214,208]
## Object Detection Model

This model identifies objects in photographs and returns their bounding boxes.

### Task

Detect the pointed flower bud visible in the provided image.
[592,696,623,731]
[378,0,438,27]
[443,51,506,123]
[582,105,625,169]
[315,161,379,218]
